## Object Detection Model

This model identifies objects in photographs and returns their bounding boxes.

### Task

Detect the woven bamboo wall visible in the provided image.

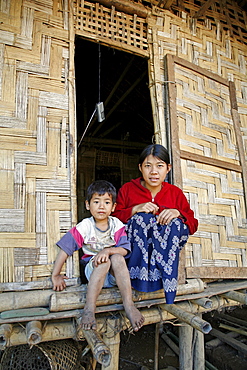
[0,0,78,283]
[1,0,247,284]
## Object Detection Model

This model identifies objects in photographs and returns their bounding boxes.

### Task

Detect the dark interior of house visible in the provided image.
[75,37,154,219]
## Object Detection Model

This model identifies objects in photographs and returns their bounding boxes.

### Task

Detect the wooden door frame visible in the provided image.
[165,54,247,281]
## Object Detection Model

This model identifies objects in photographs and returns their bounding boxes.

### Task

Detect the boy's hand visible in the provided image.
[93,249,111,267]
[52,274,69,291]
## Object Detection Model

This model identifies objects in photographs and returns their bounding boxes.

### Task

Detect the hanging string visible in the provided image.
[98,43,101,103]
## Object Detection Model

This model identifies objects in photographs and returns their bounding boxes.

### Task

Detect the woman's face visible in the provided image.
[139,155,171,191]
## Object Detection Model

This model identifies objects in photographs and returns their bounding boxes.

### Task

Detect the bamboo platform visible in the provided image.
[0,278,247,369]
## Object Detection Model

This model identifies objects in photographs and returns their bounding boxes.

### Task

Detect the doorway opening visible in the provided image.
[75,37,154,220]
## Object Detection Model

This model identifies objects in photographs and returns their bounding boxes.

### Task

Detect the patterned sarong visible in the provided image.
[126,213,189,304]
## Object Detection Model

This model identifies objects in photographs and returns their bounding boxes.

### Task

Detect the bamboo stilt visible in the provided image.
[26,320,42,345]
[193,315,205,370]
[179,324,193,370]
[0,324,12,350]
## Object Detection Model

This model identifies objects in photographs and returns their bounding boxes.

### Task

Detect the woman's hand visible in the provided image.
[132,202,159,215]
[157,208,180,225]
[93,249,111,267]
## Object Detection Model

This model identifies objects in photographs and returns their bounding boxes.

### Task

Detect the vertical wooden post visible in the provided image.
[193,314,205,370]
[179,324,193,370]
[102,318,120,370]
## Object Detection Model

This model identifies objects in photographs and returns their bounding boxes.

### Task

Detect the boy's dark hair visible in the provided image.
[86,180,117,203]
[139,144,170,166]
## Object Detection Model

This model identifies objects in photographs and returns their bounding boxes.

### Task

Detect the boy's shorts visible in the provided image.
[84,257,116,288]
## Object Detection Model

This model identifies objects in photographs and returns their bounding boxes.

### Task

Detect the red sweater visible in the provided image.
[113,178,198,235]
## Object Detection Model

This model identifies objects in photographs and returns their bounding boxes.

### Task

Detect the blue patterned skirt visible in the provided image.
[126,213,189,304]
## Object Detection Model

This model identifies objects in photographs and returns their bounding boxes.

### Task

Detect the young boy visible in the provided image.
[52,180,144,332]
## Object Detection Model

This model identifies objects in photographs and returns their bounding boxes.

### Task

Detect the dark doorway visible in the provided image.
[75,38,154,219]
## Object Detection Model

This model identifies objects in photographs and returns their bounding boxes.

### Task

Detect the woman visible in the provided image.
[113,144,198,304]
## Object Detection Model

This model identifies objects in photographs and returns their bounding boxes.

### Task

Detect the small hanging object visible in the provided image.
[96,102,105,122]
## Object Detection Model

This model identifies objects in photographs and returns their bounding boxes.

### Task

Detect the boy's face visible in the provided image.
[85,193,116,222]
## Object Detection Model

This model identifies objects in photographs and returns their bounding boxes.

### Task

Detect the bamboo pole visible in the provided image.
[49,279,205,312]
[0,324,12,350]
[79,328,112,367]
[219,323,247,337]
[163,304,212,334]
[221,291,247,305]
[190,297,213,309]
[26,321,43,345]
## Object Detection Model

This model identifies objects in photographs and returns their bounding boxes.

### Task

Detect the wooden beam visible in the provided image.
[193,0,215,18]
[172,55,229,86]
[162,0,175,10]
[90,0,148,18]
[186,266,247,279]
[180,150,242,173]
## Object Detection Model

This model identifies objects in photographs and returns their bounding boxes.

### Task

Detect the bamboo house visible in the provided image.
[0,0,247,369]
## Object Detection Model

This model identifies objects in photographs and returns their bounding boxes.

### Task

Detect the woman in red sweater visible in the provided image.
[113,144,198,304]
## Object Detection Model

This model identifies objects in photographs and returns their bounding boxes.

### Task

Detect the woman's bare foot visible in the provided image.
[125,304,145,332]
[80,307,97,330]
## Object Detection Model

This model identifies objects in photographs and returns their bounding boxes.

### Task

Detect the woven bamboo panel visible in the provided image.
[74,0,148,56]
[0,0,77,283]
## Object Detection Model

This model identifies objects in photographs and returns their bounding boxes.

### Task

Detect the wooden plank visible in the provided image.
[186,267,247,279]
[180,150,242,173]
[172,55,229,86]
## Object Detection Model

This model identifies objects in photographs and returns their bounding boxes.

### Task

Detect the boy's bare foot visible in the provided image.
[80,307,97,330]
[125,304,145,332]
